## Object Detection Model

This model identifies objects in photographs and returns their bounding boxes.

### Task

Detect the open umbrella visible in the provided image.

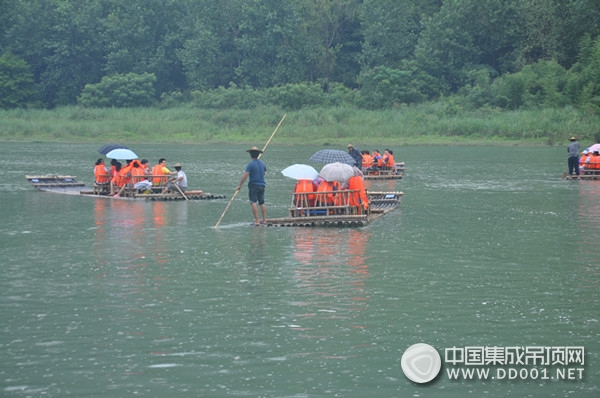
[309,149,356,165]
[105,148,138,159]
[319,162,355,182]
[98,143,130,156]
[281,164,319,180]
[586,143,600,153]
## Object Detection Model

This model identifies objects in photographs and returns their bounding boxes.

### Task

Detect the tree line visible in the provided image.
[1,0,599,113]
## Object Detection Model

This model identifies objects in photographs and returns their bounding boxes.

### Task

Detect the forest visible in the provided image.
[1,0,600,117]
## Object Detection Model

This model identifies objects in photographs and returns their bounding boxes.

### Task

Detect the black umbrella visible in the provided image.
[98,143,130,156]
[309,149,356,165]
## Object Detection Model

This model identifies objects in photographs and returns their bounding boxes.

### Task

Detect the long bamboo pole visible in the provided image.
[214,114,286,228]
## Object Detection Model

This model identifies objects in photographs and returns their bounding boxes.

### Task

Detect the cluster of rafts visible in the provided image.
[25,147,404,227]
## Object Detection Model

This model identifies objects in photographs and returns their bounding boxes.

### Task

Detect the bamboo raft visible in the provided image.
[362,162,405,180]
[25,175,226,201]
[566,169,600,180]
[264,190,403,227]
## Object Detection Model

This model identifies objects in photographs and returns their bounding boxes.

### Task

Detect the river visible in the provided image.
[1,142,598,397]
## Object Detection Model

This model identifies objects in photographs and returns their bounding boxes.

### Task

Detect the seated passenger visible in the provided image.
[588,150,600,170]
[346,172,369,212]
[94,158,110,185]
[109,159,118,180]
[382,149,396,172]
[140,159,151,174]
[294,179,316,207]
[315,180,339,206]
[110,162,126,195]
[130,160,152,191]
[361,150,374,170]
[372,150,383,170]
[162,163,188,194]
[152,158,171,186]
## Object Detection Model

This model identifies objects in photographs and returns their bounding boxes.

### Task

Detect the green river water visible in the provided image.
[1,142,598,397]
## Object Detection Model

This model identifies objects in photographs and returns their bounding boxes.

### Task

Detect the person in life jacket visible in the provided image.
[293,179,317,207]
[108,159,118,180]
[140,159,150,174]
[361,150,374,170]
[129,160,145,184]
[580,150,590,173]
[589,150,600,170]
[129,160,153,191]
[94,158,110,184]
[383,149,396,172]
[372,150,383,169]
[110,162,126,195]
[315,179,339,206]
[346,168,369,213]
[113,160,137,197]
[152,158,172,186]
[580,150,589,167]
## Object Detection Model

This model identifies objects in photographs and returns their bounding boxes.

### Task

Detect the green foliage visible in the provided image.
[565,35,600,113]
[1,0,599,112]
[2,104,599,146]
[0,52,38,109]
[356,64,439,109]
[78,73,157,107]
[491,60,569,109]
[189,82,356,110]
[269,83,328,110]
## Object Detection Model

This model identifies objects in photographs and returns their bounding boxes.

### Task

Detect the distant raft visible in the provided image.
[25,175,226,201]
[362,162,405,180]
[264,190,403,228]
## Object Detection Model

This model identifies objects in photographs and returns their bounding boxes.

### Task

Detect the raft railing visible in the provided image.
[289,189,367,218]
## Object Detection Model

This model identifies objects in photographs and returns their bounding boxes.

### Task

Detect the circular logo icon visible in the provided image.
[401,343,442,383]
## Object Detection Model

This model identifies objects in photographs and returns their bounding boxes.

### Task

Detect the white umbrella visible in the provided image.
[281,164,319,180]
[319,162,355,182]
[106,148,138,159]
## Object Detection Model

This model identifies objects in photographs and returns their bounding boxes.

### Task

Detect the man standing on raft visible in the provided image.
[237,146,267,226]
[567,136,581,179]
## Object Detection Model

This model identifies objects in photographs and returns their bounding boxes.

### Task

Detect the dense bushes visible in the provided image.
[78,73,156,107]
[4,34,600,116]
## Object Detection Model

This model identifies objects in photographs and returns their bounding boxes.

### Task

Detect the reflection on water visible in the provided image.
[577,184,600,299]
[289,229,371,338]
[2,144,600,397]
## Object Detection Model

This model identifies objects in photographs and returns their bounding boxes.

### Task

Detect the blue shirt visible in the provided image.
[245,159,267,186]
[567,142,580,157]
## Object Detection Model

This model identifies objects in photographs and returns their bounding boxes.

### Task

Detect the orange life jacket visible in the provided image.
[94,164,109,184]
[112,169,127,187]
[315,181,338,206]
[385,154,395,169]
[294,179,316,207]
[347,175,369,210]
[589,154,600,169]
[362,154,374,168]
[580,154,589,167]
[130,165,145,183]
[152,164,167,185]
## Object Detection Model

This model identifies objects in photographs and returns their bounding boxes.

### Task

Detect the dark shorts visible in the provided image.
[166,181,186,192]
[248,184,265,205]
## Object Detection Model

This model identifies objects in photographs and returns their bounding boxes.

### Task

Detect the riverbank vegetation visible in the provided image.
[2,104,598,146]
[1,1,599,146]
